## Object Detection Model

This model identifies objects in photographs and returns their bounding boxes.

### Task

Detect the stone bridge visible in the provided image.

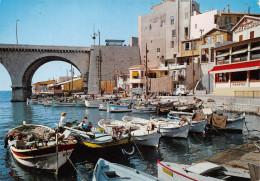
[0,44,91,101]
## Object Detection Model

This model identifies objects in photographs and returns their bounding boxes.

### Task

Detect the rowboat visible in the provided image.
[206,112,245,132]
[92,158,162,181]
[167,111,207,133]
[64,126,133,151]
[157,160,250,181]
[150,116,190,138]
[109,104,132,113]
[132,106,157,114]
[4,122,76,172]
[85,100,101,108]
[53,101,76,107]
[122,116,161,147]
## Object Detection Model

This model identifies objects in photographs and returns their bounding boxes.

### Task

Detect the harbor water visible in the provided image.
[0,91,259,181]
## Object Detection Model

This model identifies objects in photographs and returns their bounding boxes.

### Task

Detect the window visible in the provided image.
[231,71,247,81]
[149,24,152,30]
[183,42,191,51]
[165,61,168,67]
[217,35,223,43]
[160,21,163,27]
[193,41,197,50]
[237,17,240,23]
[172,30,176,37]
[192,4,195,11]
[195,24,197,29]
[250,31,254,39]
[132,83,138,88]
[165,71,168,75]
[250,70,260,81]
[185,27,188,37]
[207,37,213,44]
[214,18,217,24]
[170,41,174,48]
[173,54,177,58]
[157,48,160,52]
[132,71,139,79]
[216,73,229,82]
[170,16,174,25]
[239,35,243,42]
[225,17,231,24]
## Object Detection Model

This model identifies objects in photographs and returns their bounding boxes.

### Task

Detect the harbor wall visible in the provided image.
[88,45,141,94]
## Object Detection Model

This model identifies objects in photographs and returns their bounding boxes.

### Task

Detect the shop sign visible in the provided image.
[234,20,260,34]
[231,82,247,87]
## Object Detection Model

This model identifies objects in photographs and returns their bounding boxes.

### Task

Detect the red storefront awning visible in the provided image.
[208,60,260,74]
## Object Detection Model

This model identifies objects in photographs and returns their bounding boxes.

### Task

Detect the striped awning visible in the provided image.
[216,52,229,58]
[231,48,248,55]
[209,60,260,74]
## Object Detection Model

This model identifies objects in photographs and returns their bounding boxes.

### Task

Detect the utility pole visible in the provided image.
[191,39,194,94]
[16,20,19,44]
[145,43,148,95]
[71,64,74,94]
[98,30,100,46]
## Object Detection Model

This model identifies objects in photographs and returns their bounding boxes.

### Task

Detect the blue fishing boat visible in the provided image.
[92,158,162,181]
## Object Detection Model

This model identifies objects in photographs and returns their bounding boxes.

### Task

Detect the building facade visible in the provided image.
[138,0,200,67]
[209,16,260,97]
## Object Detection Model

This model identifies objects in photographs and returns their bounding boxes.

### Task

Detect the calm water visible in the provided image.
[0,91,259,181]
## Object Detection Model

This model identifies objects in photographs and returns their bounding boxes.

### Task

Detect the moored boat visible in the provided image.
[122,116,161,147]
[132,106,157,114]
[85,100,102,108]
[109,104,132,113]
[157,160,250,181]
[92,158,162,181]
[5,123,77,172]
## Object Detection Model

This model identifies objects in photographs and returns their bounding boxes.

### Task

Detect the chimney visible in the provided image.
[227,4,230,13]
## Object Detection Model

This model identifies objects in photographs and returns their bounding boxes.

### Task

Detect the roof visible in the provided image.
[181,38,200,43]
[129,65,146,69]
[33,80,55,86]
[203,28,231,36]
[49,78,82,87]
[230,15,260,32]
[105,40,125,42]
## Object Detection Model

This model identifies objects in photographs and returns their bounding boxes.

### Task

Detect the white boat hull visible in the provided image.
[11,146,73,170]
[85,100,100,108]
[190,120,206,133]
[159,124,189,139]
[110,107,132,113]
[132,131,161,147]
[53,102,76,107]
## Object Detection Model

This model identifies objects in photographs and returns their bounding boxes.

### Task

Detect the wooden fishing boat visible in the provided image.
[109,104,132,113]
[85,100,102,108]
[4,122,76,172]
[64,126,133,150]
[167,111,207,133]
[92,158,162,181]
[150,116,190,138]
[132,106,157,114]
[157,160,250,181]
[122,116,161,147]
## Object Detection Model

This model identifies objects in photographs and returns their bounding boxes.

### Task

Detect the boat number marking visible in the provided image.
[162,167,173,177]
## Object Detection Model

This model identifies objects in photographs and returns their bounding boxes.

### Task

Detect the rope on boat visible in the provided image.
[132,138,144,160]
[68,157,86,181]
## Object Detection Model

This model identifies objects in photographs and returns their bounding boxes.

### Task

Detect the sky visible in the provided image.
[0,0,259,90]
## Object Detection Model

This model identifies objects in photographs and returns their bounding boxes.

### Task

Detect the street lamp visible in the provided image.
[16,20,19,44]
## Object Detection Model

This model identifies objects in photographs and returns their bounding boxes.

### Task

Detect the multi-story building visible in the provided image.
[209,16,260,97]
[191,5,260,39]
[138,0,200,68]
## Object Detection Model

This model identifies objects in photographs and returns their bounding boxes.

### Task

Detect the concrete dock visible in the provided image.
[197,142,260,170]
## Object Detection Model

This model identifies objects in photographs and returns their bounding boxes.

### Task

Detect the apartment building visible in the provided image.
[138,0,200,68]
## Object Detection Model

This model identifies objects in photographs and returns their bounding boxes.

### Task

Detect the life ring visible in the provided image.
[121,146,135,155]
[179,118,187,126]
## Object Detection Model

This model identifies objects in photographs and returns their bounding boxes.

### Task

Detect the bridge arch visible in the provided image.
[0,44,90,101]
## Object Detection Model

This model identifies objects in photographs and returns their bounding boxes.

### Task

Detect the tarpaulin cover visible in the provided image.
[207,113,228,128]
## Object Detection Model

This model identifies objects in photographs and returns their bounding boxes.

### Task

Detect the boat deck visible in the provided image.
[197,142,260,170]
